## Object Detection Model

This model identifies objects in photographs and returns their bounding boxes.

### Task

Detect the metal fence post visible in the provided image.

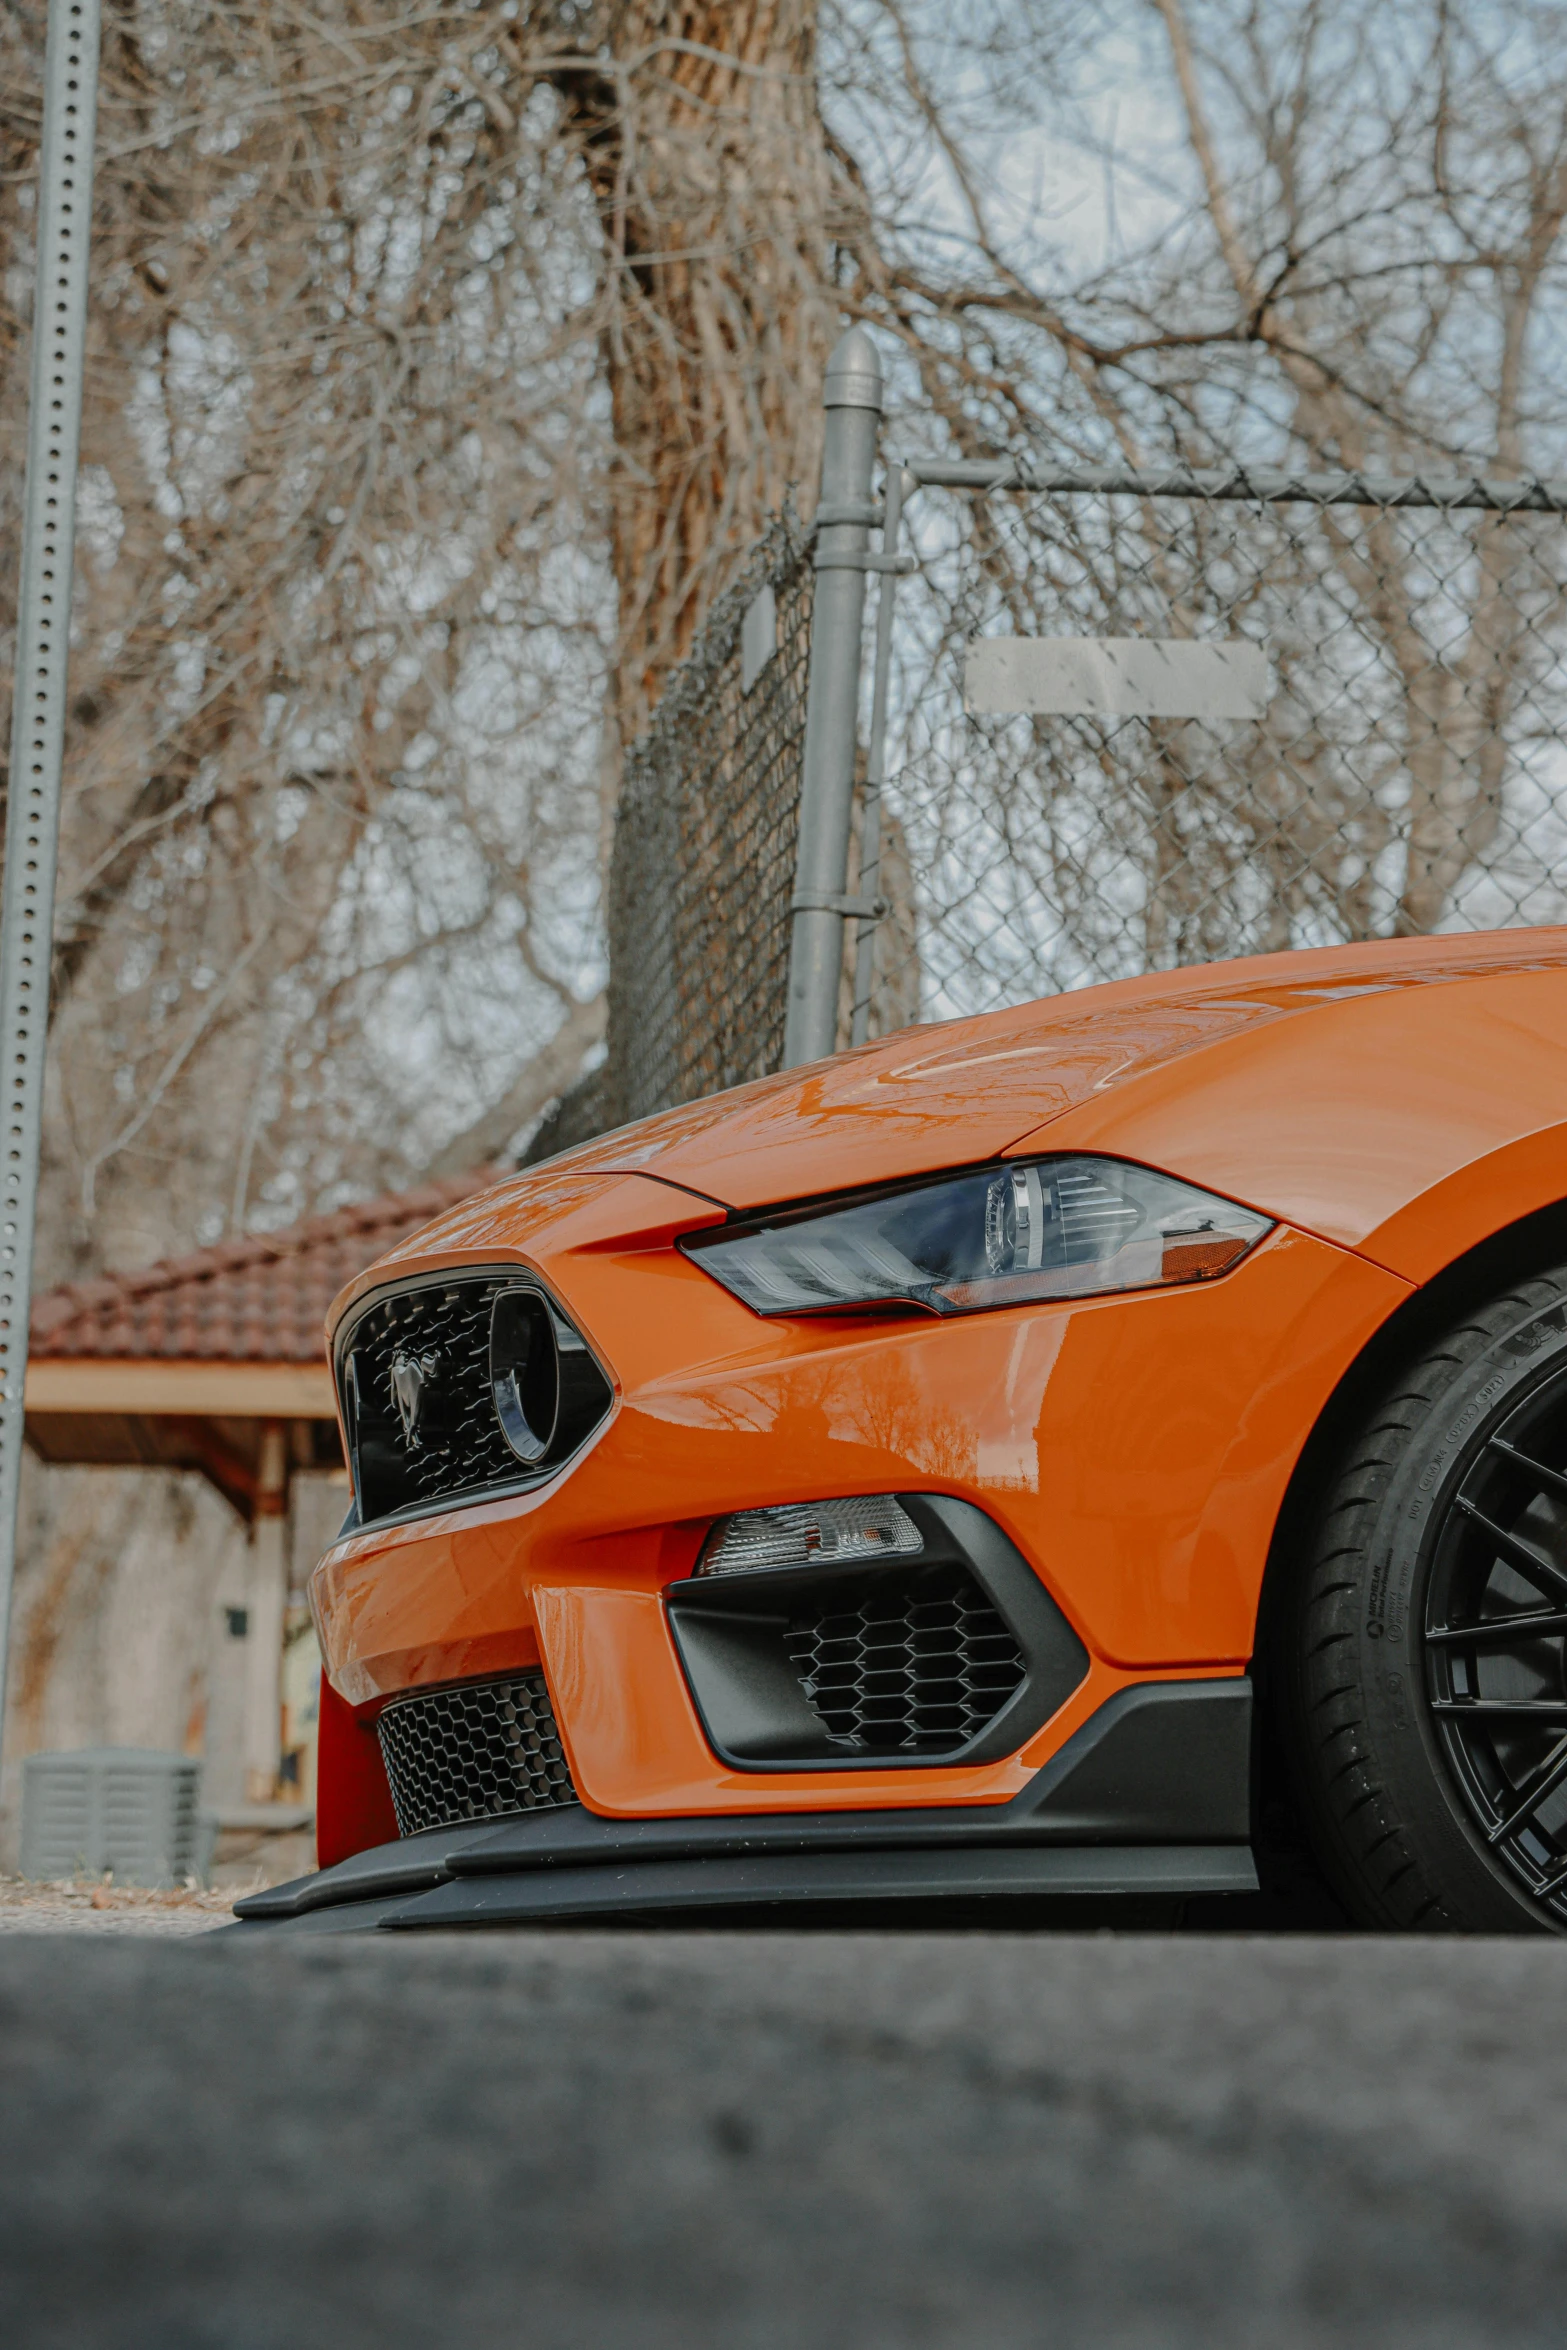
[782,327,883,1067]
[0,0,101,1773]
[850,460,910,1047]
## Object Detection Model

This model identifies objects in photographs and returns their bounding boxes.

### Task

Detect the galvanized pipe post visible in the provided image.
[782,328,884,1068]
[0,0,101,1771]
[850,460,910,1048]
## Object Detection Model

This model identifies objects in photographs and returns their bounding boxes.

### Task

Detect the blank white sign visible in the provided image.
[965,636,1269,722]
[741,583,778,695]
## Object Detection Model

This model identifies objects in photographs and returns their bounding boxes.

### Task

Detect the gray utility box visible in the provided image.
[20,1748,203,1885]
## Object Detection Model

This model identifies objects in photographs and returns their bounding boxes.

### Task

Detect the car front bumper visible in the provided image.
[310,1176,1404,1830]
[236,1678,1257,1930]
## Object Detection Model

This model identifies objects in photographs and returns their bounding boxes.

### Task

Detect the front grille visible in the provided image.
[377,1673,579,1837]
[784,1563,1026,1754]
[340,1272,613,1525]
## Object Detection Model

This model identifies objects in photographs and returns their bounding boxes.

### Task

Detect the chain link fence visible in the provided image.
[566,432,1567,1153]
[860,465,1567,1033]
[542,513,812,1149]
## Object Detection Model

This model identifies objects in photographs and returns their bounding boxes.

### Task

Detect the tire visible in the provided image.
[1284,1259,1567,1933]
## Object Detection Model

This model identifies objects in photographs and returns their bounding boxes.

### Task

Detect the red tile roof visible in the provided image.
[29,1170,499,1364]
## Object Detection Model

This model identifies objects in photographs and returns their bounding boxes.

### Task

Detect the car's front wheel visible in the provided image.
[1284,1259,1567,1932]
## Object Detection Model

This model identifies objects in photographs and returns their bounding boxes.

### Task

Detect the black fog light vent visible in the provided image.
[785,1564,1025,1754]
[664,1494,1089,1773]
[377,1672,579,1838]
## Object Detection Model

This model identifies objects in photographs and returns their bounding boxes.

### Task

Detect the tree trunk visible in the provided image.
[557,2,837,745]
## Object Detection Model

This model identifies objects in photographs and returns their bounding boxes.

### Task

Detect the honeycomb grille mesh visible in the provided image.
[377,1673,579,1837]
[340,1274,613,1527]
[784,1564,1025,1755]
[345,1280,519,1520]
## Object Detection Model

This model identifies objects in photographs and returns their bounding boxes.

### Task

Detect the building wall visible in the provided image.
[0,1455,348,1868]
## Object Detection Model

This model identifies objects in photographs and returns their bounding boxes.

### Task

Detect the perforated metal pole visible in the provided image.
[0,0,100,1771]
[782,328,884,1068]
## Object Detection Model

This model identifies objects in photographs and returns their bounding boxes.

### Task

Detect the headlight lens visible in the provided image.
[683,1155,1272,1317]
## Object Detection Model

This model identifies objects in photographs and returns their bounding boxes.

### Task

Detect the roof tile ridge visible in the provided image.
[327,1163,507,1234]
[29,1164,505,1324]
[250,1162,505,1255]
[30,1273,128,1320]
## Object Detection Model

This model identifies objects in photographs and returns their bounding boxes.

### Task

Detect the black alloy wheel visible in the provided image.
[1421,1358,1567,1917]
[1284,1260,1567,1932]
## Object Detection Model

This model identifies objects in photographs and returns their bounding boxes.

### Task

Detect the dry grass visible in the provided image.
[0,1874,235,1935]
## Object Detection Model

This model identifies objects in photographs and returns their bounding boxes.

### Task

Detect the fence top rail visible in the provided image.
[895,456,1567,514]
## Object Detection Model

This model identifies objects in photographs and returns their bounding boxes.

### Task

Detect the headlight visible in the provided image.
[682,1155,1273,1317]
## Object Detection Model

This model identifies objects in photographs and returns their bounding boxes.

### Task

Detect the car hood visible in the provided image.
[526,930,1567,1214]
[356,927,1567,1308]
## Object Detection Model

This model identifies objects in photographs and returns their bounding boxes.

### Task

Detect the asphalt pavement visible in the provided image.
[0,1927,1561,2346]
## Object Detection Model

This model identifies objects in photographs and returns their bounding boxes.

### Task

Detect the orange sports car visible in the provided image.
[238,927,1567,1935]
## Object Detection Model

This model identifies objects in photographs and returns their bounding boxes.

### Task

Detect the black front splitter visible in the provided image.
[229,1679,1258,1931]
[233,1840,1255,1933]
[388,1841,1255,1927]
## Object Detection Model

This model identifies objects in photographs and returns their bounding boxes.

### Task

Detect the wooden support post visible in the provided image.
[242,1421,289,1803]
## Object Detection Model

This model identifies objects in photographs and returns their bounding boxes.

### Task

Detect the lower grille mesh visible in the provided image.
[377,1672,578,1837]
[784,1564,1026,1754]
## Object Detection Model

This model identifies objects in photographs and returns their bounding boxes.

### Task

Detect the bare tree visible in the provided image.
[2,3,616,1273]
[1,0,1563,1249]
[821,0,1567,999]
[0,3,861,1279]
[552,4,837,738]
